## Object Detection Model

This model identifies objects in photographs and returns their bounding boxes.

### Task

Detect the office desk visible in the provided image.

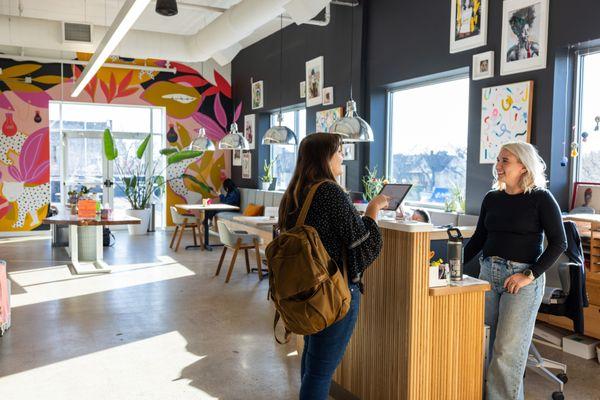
[324,221,489,399]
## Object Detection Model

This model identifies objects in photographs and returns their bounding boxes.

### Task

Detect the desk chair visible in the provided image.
[527,221,587,400]
[169,206,201,252]
[216,221,263,283]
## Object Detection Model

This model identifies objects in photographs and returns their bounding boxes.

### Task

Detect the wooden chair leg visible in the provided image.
[169,226,179,248]
[244,249,250,273]
[175,225,185,252]
[225,241,241,283]
[216,246,228,276]
[192,226,198,246]
[254,239,264,280]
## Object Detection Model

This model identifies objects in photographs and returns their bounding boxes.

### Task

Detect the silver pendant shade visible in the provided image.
[189,128,215,151]
[262,112,298,145]
[329,100,374,142]
[218,123,249,150]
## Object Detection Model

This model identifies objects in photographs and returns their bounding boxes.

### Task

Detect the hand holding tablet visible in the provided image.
[378,184,412,211]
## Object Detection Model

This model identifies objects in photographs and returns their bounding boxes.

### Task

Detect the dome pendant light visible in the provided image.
[156,0,178,16]
[330,4,374,142]
[219,123,249,150]
[189,128,215,151]
[262,14,298,146]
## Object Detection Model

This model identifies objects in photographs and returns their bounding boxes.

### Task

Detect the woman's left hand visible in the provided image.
[503,273,534,294]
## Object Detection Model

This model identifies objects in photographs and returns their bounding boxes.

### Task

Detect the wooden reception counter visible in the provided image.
[330,220,489,400]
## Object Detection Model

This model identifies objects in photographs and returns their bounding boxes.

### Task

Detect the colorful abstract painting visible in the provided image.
[480,80,533,163]
[0,54,238,231]
[315,107,343,133]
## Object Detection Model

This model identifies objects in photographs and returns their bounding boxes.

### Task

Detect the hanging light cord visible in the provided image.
[563,45,570,161]
[279,13,284,119]
[349,4,354,101]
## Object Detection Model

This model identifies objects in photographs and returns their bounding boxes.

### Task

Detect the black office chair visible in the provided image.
[527,221,589,400]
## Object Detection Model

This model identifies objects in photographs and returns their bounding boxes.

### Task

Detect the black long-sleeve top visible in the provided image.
[463,189,567,278]
[284,181,383,284]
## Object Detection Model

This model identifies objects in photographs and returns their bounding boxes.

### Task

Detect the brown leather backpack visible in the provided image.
[266,181,351,344]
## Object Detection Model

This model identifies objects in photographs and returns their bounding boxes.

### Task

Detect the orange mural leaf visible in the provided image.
[32,75,62,84]
[141,81,200,119]
[0,64,42,78]
[4,80,43,93]
[176,123,191,148]
[210,154,225,190]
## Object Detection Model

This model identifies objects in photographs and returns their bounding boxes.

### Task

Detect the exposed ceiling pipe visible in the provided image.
[282,4,330,27]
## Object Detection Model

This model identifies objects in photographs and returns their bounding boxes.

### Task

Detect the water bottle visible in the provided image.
[447,228,463,281]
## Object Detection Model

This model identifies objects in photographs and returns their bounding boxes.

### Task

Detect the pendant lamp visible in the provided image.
[329,4,374,142]
[189,128,215,151]
[262,14,298,146]
[219,122,249,150]
[156,0,178,16]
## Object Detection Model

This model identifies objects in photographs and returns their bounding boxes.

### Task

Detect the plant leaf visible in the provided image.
[103,128,118,160]
[159,148,178,155]
[167,150,203,165]
[136,134,151,159]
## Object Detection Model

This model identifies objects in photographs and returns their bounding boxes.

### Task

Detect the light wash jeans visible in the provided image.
[479,256,545,400]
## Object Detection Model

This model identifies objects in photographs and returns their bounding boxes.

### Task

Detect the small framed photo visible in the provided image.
[251,80,263,109]
[342,143,355,161]
[322,87,334,105]
[472,51,494,80]
[306,56,324,107]
[232,150,242,166]
[500,0,549,76]
[570,182,600,213]
[242,151,252,179]
[450,0,488,53]
[300,81,306,98]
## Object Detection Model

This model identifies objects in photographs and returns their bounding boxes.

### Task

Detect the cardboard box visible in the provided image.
[562,334,600,359]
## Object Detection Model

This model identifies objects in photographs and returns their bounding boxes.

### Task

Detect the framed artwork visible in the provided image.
[479,80,533,163]
[306,56,324,107]
[232,150,242,166]
[300,81,306,98]
[570,182,600,213]
[251,80,263,109]
[323,87,334,105]
[242,151,251,179]
[472,51,494,80]
[500,0,549,76]
[244,114,256,150]
[316,107,343,133]
[450,0,488,53]
[342,143,355,161]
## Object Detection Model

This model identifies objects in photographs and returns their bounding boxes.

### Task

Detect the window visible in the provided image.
[574,49,600,183]
[387,75,469,209]
[269,108,306,191]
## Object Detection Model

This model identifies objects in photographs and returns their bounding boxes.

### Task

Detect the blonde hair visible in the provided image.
[492,142,547,193]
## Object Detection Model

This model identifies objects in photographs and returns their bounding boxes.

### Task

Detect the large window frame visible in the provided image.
[385,71,469,210]
[269,107,306,191]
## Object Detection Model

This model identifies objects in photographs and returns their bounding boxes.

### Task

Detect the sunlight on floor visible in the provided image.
[0,331,217,399]
[9,256,196,307]
[0,235,50,244]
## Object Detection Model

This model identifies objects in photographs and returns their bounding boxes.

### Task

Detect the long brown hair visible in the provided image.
[278,132,342,230]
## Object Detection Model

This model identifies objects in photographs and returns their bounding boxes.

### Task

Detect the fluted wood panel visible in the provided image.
[330,227,487,399]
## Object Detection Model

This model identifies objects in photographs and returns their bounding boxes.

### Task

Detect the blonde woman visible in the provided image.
[464,142,566,400]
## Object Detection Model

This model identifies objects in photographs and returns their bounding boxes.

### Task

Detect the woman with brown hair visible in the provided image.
[278,132,389,400]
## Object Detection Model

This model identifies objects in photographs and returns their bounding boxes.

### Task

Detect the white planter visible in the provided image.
[261,182,271,190]
[125,209,151,235]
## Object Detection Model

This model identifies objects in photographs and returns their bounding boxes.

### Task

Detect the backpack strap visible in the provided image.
[273,310,292,344]
[295,181,328,228]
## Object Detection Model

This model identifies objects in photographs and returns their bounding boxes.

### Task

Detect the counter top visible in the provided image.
[429,276,490,296]
[377,218,475,239]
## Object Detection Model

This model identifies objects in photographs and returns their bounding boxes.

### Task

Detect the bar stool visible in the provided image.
[169,206,201,251]
[215,220,263,283]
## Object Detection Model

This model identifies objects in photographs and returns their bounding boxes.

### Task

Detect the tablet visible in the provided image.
[378,183,412,211]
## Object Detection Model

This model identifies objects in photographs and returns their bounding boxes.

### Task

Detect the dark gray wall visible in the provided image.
[232,0,600,213]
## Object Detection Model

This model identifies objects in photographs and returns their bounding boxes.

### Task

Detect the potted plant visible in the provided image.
[261,158,277,191]
[359,166,389,213]
[103,129,201,235]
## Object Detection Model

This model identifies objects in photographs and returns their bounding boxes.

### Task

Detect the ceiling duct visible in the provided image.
[284,0,331,24]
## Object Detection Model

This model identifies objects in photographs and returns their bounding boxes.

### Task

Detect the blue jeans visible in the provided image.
[299,283,361,400]
[479,256,545,400]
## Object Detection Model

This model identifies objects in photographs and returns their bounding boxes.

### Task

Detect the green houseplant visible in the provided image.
[103,128,201,234]
[361,166,388,201]
[261,158,277,190]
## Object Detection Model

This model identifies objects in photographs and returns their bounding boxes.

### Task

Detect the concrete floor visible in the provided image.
[0,230,599,399]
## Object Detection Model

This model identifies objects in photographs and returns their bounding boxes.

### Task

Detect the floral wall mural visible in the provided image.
[0,54,237,232]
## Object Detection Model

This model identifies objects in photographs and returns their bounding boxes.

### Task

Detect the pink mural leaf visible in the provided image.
[107,73,117,103]
[99,80,110,102]
[17,128,49,184]
[202,86,219,98]
[14,91,52,108]
[0,93,14,111]
[8,165,22,181]
[170,62,199,75]
[233,101,242,122]
[170,75,208,87]
[214,94,227,129]
[118,87,138,98]
[214,70,231,98]
[26,161,50,184]
[0,196,11,220]
[118,70,133,93]
[192,112,226,141]
[85,75,98,101]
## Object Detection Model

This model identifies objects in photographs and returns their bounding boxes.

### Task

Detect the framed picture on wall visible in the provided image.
[233,150,242,166]
[251,80,263,109]
[306,56,324,107]
[500,0,549,75]
[244,114,256,150]
[480,80,533,163]
[242,151,252,179]
[342,143,355,161]
[300,81,306,98]
[316,106,343,133]
[450,0,488,53]
[570,182,600,214]
[472,51,494,80]
[323,87,334,105]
